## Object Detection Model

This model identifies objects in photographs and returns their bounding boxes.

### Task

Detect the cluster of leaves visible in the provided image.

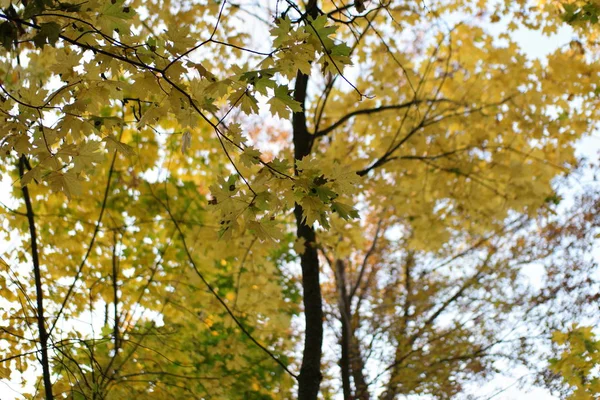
[560,0,600,25]
[550,325,600,399]
[0,0,357,232]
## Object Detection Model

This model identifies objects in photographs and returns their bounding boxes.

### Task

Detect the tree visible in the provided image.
[319,183,600,398]
[0,0,599,399]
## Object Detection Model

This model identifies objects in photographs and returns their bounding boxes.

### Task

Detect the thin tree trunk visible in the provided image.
[112,231,120,351]
[293,1,321,397]
[335,259,352,399]
[382,252,415,400]
[349,334,369,400]
[19,155,54,400]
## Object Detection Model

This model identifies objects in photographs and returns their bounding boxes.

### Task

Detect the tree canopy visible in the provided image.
[1,0,600,399]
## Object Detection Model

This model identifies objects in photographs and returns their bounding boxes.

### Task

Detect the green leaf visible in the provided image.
[47,172,82,199]
[268,85,302,119]
[103,136,135,157]
[240,146,261,167]
[306,14,337,50]
[0,22,17,51]
[99,0,136,34]
[240,69,277,96]
[331,201,359,220]
[33,22,61,48]
[238,92,259,115]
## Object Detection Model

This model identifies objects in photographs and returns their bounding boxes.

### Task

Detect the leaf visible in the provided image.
[103,136,135,156]
[299,195,328,227]
[240,68,277,95]
[0,22,17,51]
[305,15,338,50]
[270,16,294,47]
[240,146,261,167]
[47,172,82,199]
[268,85,302,119]
[99,0,136,34]
[33,22,61,49]
[293,238,306,255]
[247,219,282,242]
[181,131,192,154]
[331,201,359,220]
[239,92,259,115]
[69,141,105,173]
[226,123,247,146]
[191,62,217,81]
[267,158,292,175]
[23,0,46,18]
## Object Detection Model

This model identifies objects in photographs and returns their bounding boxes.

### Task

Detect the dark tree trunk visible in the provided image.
[293,2,322,397]
[294,205,323,400]
[19,156,54,400]
[293,15,321,400]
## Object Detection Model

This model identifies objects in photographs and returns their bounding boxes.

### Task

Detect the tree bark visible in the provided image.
[112,231,120,351]
[19,155,54,400]
[293,2,322,397]
[334,258,371,399]
[335,260,352,399]
[382,252,415,400]
[350,335,369,400]
[294,204,322,400]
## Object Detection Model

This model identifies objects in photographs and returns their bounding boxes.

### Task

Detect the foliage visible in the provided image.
[0,0,599,399]
[550,325,600,399]
[318,185,600,399]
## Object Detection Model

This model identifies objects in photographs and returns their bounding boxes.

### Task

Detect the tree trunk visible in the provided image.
[381,252,415,400]
[335,259,352,399]
[293,2,322,398]
[19,156,54,400]
[349,333,369,400]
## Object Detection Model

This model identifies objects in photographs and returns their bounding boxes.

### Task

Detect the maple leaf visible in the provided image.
[330,201,359,220]
[33,23,61,49]
[293,237,306,255]
[268,85,302,119]
[247,219,283,242]
[240,146,261,167]
[305,15,338,50]
[70,141,105,173]
[270,16,297,47]
[226,123,247,146]
[299,195,328,227]
[103,136,135,156]
[98,0,136,35]
[240,69,277,96]
[47,172,82,199]
[235,91,259,115]
[181,131,192,154]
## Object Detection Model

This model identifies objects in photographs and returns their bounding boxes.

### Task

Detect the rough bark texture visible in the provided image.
[293,2,322,398]
[19,155,54,400]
